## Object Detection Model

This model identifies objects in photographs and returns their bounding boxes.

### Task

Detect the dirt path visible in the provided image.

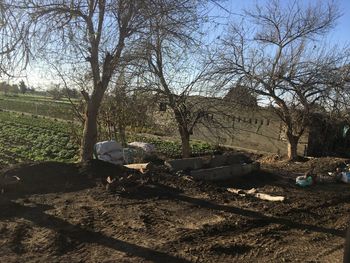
[0,159,349,262]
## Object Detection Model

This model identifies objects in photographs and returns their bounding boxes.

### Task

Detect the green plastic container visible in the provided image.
[296,176,313,187]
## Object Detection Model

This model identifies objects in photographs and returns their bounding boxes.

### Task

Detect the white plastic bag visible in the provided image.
[128,142,155,153]
[95,140,122,155]
[95,140,124,165]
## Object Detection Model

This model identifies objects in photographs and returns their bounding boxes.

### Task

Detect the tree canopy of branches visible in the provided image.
[7,0,207,161]
[0,81,19,94]
[138,0,213,158]
[224,85,258,107]
[99,69,154,146]
[0,2,28,76]
[213,0,350,160]
[19,80,27,94]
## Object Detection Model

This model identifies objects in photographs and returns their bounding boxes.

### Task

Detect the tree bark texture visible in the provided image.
[80,89,105,161]
[287,132,300,161]
[81,103,98,161]
[179,126,191,158]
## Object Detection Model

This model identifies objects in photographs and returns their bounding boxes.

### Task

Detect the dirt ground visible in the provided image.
[1,157,350,263]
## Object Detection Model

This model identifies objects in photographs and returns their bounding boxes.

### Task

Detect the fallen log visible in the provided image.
[255,193,285,202]
[227,187,285,202]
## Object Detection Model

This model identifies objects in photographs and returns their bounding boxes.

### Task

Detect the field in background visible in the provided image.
[0,111,80,167]
[0,108,219,167]
[0,93,80,120]
[129,134,220,159]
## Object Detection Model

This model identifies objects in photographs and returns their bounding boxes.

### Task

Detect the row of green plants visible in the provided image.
[128,134,220,159]
[0,93,76,104]
[0,95,78,120]
[0,111,219,167]
[0,111,80,166]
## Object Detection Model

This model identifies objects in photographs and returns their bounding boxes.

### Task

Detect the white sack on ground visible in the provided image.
[95,140,124,165]
[128,142,155,153]
[95,140,122,155]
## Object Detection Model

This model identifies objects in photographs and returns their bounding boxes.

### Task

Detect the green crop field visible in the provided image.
[0,111,80,167]
[0,94,80,120]
[129,134,220,159]
[0,105,218,168]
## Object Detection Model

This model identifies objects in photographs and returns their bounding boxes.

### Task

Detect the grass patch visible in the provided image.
[128,134,220,159]
[0,93,79,120]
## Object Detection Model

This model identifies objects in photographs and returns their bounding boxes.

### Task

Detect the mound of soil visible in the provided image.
[0,160,137,196]
[0,158,349,262]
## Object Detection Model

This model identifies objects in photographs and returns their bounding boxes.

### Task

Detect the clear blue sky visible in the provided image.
[328,0,350,45]
[6,0,350,88]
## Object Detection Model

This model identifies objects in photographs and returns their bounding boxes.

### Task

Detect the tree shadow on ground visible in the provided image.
[1,162,95,196]
[0,200,191,263]
[213,170,283,189]
[124,182,345,238]
[1,160,133,197]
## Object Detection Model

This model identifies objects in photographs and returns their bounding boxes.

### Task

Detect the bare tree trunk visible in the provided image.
[80,89,105,161]
[81,103,99,161]
[287,132,300,161]
[179,126,191,158]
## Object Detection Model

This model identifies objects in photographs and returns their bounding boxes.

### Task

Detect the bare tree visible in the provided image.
[212,0,350,160]
[99,68,154,146]
[8,0,160,161]
[224,84,258,107]
[0,2,28,76]
[9,0,210,161]
[47,83,63,100]
[19,80,27,94]
[136,0,215,158]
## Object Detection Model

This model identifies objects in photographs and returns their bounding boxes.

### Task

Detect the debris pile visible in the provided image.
[94,140,157,165]
[295,159,350,186]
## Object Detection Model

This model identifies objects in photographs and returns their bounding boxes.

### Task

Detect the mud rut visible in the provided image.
[0,160,350,263]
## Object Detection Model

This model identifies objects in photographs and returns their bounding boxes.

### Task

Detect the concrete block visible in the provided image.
[190,162,260,181]
[191,166,232,181]
[165,157,204,172]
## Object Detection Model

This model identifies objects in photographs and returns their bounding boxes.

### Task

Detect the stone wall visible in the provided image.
[192,107,308,156]
[151,103,309,156]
